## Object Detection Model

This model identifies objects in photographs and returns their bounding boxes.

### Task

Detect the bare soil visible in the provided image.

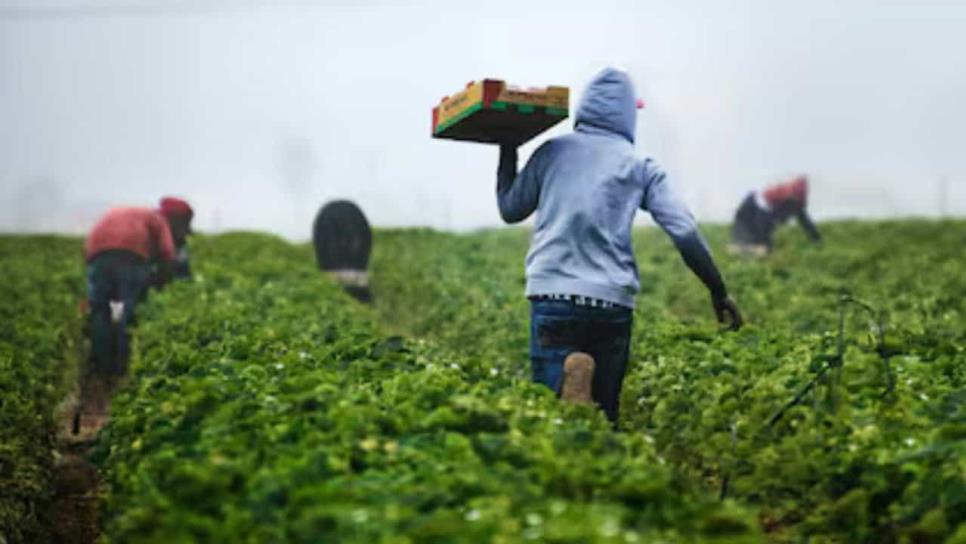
[47,375,115,544]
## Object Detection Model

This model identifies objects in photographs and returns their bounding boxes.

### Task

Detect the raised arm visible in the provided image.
[496,143,544,224]
[641,161,742,329]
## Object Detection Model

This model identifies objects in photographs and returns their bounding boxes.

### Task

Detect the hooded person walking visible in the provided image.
[496,67,742,424]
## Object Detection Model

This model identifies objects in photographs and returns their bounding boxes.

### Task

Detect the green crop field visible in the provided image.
[0,237,86,543]
[1,221,964,543]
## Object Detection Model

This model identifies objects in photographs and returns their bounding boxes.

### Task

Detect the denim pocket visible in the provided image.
[536,318,582,348]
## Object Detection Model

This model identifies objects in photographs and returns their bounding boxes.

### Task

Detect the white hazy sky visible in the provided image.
[2,0,965,239]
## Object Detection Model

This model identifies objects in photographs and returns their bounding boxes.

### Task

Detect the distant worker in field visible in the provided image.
[313,200,373,303]
[730,175,821,255]
[496,67,742,424]
[84,205,177,376]
[159,196,195,279]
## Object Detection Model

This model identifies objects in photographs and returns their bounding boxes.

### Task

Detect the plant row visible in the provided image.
[369,221,966,543]
[0,236,86,543]
[96,232,757,543]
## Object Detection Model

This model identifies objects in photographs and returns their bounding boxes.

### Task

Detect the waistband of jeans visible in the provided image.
[529,293,627,309]
[87,249,148,265]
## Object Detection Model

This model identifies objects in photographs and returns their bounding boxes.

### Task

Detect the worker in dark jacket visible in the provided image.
[312,200,373,303]
[496,67,742,424]
[85,206,176,376]
[730,176,821,255]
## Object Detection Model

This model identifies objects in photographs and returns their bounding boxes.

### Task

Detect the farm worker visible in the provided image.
[84,206,176,375]
[496,67,742,424]
[312,200,373,303]
[159,196,194,279]
[730,175,821,255]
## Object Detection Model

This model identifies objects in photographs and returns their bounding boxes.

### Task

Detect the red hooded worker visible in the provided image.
[83,197,194,377]
[85,205,173,376]
[730,176,821,254]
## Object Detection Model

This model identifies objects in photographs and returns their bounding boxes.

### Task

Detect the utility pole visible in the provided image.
[938,175,949,218]
[212,208,222,233]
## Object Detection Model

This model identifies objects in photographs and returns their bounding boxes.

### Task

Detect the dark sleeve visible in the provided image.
[496,144,544,224]
[641,161,728,300]
[796,208,822,242]
[676,232,729,301]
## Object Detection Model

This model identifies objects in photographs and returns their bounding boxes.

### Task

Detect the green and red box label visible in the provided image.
[432,79,569,144]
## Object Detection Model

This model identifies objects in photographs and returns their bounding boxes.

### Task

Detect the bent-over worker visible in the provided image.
[731,176,821,254]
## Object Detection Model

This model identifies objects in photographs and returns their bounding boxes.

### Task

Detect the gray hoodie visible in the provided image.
[497,68,726,308]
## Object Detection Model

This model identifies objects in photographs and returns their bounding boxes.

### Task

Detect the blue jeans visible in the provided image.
[87,250,151,375]
[529,299,633,423]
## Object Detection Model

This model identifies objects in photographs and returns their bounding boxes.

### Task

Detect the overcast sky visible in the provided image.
[2,0,964,239]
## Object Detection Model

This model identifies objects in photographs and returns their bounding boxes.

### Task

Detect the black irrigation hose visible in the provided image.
[767,292,892,429]
[840,293,895,399]
[718,420,738,501]
[720,292,895,501]
[766,358,836,429]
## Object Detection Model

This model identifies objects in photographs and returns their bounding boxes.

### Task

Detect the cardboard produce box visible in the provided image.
[432,79,569,144]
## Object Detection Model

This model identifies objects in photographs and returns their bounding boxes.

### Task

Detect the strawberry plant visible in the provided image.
[371,221,966,543]
[4,220,963,543]
[0,236,86,543]
[95,232,757,543]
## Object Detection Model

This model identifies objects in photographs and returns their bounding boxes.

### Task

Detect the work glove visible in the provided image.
[713,295,743,331]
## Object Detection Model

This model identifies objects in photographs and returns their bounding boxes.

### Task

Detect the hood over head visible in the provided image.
[158,196,194,237]
[575,67,638,142]
[158,196,193,220]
